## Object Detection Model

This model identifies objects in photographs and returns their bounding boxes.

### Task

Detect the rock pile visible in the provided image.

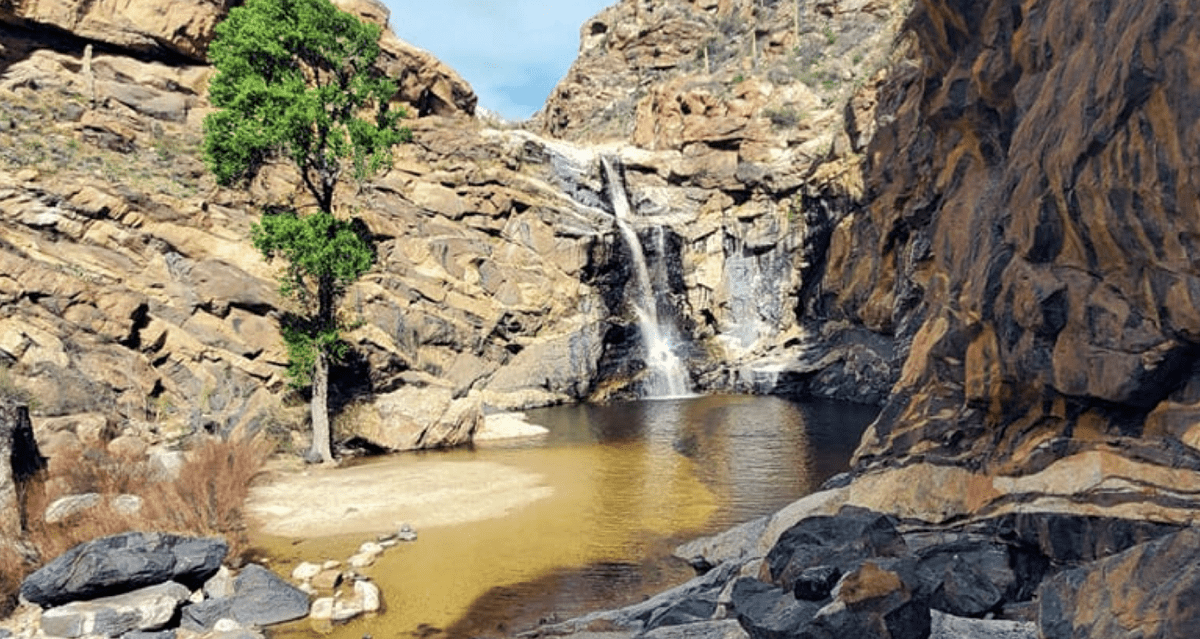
[289,525,415,626]
[528,495,1200,639]
[12,533,309,639]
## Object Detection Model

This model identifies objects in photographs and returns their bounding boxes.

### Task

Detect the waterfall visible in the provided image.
[601,156,692,399]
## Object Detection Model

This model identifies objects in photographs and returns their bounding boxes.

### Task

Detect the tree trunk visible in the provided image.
[307,351,333,463]
[306,272,337,464]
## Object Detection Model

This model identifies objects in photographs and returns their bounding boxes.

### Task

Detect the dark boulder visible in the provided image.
[20,533,227,607]
[811,559,930,639]
[1037,527,1200,639]
[765,507,908,590]
[982,513,1183,565]
[912,538,1014,617]
[644,595,718,631]
[730,577,820,639]
[793,566,842,601]
[181,564,309,630]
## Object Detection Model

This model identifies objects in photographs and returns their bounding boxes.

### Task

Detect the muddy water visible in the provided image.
[253,395,875,639]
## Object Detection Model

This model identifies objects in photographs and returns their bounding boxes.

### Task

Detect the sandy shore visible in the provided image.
[246,457,553,538]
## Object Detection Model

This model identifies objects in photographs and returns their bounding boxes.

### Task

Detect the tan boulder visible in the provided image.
[343,386,481,451]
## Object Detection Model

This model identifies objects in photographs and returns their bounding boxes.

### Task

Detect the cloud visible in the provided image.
[381,0,611,120]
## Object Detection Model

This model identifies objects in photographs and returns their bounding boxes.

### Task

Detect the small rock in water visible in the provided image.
[354,580,381,613]
[347,553,376,569]
[331,599,364,622]
[310,598,334,621]
[311,569,343,590]
[322,560,341,570]
[357,541,384,556]
[397,523,417,542]
[291,562,321,581]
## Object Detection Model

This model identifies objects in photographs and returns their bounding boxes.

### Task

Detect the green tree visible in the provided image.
[203,0,410,462]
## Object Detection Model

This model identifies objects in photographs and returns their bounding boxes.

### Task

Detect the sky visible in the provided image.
[382,0,613,121]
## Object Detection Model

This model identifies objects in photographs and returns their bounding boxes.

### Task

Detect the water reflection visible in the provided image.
[257,395,874,639]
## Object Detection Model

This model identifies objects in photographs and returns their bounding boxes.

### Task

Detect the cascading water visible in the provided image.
[600,156,691,399]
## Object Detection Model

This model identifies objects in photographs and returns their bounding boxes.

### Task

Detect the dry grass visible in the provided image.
[2,434,273,612]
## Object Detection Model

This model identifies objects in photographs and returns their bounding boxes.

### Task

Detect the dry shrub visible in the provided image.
[139,434,274,559]
[3,433,274,610]
[0,544,26,617]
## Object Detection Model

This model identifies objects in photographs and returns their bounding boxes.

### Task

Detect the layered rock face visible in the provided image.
[805,0,1200,522]
[0,2,609,455]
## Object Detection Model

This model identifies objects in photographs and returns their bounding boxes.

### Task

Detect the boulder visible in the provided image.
[44,493,101,524]
[1037,527,1200,639]
[290,562,321,582]
[202,566,235,600]
[814,559,930,639]
[642,619,750,639]
[345,386,481,451]
[792,566,842,602]
[930,610,1036,639]
[181,564,309,631]
[911,537,1015,617]
[21,533,227,607]
[764,507,908,590]
[729,577,820,639]
[39,581,190,639]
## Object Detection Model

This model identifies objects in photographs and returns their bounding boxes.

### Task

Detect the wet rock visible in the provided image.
[1037,527,1200,639]
[21,533,227,607]
[39,581,190,638]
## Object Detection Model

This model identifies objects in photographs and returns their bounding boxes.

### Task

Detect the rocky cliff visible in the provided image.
[5,0,1200,536]
[790,0,1200,528]
[0,0,916,467]
[0,0,612,460]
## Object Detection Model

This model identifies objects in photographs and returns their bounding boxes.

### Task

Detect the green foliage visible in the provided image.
[253,211,373,388]
[764,106,800,129]
[822,25,837,46]
[203,0,411,206]
[252,211,374,300]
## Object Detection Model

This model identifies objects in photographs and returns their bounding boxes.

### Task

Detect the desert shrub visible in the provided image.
[2,433,273,610]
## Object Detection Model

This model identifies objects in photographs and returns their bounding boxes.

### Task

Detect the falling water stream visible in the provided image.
[600,156,692,398]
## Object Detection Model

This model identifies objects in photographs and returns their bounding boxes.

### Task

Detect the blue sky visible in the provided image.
[381,1,613,121]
